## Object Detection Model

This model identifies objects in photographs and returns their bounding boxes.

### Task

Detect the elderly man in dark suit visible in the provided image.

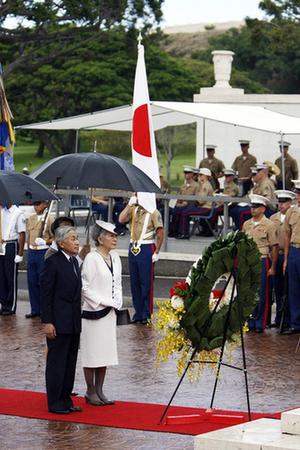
[40,226,82,414]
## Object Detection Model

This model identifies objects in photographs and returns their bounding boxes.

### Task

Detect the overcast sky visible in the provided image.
[162,0,265,26]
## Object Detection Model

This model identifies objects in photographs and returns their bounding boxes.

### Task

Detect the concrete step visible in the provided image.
[194,417,300,450]
[281,408,300,435]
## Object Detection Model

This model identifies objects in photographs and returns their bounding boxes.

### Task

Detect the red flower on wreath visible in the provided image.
[169,280,188,299]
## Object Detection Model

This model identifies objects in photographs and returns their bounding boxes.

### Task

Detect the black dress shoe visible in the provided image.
[255,328,264,333]
[141,319,148,325]
[131,319,142,324]
[268,323,279,328]
[2,311,14,316]
[25,312,40,318]
[282,328,300,335]
[69,406,82,412]
[176,234,190,240]
[49,409,70,414]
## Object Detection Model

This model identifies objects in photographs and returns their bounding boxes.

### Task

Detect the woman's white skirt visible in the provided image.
[81,309,118,367]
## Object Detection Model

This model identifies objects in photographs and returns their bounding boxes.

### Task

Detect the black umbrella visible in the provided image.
[0,171,58,205]
[30,152,161,193]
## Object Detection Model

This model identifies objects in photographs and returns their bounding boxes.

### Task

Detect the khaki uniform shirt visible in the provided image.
[223,180,239,197]
[242,216,278,256]
[270,211,286,252]
[275,154,298,190]
[130,206,163,242]
[26,213,53,247]
[196,180,214,208]
[177,179,199,205]
[199,157,225,175]
[252,177,275,200]
[284,206,300,246]
[232,153,257,178]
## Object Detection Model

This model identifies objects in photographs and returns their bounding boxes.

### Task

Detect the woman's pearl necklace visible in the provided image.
[97,249,111,263]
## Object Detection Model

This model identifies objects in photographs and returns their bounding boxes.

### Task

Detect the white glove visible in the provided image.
[14,255,23,264]
[152,252,160,263]
[35,237,46,246]
[128,196,138,206]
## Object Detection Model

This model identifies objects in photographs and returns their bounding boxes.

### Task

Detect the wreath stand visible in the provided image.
[159,261,252,425]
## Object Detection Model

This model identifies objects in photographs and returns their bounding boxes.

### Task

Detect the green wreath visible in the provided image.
[180,231,261,351]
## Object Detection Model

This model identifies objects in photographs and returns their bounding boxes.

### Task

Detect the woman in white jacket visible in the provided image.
[81,220,122,406]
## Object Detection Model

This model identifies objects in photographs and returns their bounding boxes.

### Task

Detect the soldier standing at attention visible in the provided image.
[270,190,295,330]
[283,181,300,334]
[25,201,54,318]
[275,141,298,190]
[242,194,278,333]
[199,145,225,192]
[119,196,164,324]
[0,203,26,315]
[232,140,257,195]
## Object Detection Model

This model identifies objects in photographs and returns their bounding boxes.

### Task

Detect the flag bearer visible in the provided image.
[283,181,300,334]
[25,201,53,318]
[119,196,164,323]
[0,203,26,315]
[242,194,278,332]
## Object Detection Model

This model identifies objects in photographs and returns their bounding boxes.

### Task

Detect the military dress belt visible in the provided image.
[130,240,154,245]
[1,239,17,243]
[291,244,300,249]
[29,244,48,250]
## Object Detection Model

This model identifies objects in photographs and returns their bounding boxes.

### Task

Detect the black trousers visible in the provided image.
[0,241,18,313]
[45,333,80,411]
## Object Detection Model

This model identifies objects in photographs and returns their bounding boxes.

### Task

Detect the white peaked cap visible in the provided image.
[199,168,211,176]
[249,194,268,206]
[274,190,296,201]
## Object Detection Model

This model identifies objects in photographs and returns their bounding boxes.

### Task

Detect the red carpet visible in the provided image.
[0,388,281,435]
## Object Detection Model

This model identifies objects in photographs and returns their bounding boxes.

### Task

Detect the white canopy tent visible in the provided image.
[16,101,300,134]
[17,101,300,187]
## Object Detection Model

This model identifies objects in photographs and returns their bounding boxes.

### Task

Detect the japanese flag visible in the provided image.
[131,41,160,213]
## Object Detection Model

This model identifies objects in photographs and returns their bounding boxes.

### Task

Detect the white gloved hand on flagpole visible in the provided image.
[152,252,160,263]
[14,255,23,263]
[128,196,138,206]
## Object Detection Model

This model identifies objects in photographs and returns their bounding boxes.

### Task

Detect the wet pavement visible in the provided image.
[1,301,300,449]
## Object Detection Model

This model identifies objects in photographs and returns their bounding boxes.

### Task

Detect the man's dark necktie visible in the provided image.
[70,256,78,277]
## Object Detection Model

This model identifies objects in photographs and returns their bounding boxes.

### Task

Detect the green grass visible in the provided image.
[13,139,53,173]
[12,135,196,188]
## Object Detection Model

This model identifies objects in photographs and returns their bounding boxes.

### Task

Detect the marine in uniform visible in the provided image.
[270,190,295,329]
[0,203,26,315]
[223,169,239,197]
[283,181,300,334]
[242,194,279,332]
[199,145,225,191]
[169,166,198,238]
[178,167,214,238]
[231,140,257,195]
[275,141,298,190]
[26,201,54,318]
[119,197,164,323]
[230,164,276,230]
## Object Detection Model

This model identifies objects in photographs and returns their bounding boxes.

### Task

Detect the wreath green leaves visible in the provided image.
[181,231,261,351]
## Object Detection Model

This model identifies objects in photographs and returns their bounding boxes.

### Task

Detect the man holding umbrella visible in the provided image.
[0,203,26,315]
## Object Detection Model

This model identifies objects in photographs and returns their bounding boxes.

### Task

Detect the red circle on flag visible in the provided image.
[132,104,152,157]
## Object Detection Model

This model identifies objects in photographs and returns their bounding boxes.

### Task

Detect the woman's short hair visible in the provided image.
[91,223,107,247]
[55,226,76,244]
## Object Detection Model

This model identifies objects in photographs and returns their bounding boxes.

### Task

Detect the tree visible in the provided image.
[0,1,164,77]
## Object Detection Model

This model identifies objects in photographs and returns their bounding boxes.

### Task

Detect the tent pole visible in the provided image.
[75,130,79,153]
[203,118,206,160]
[280,133,285,189]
